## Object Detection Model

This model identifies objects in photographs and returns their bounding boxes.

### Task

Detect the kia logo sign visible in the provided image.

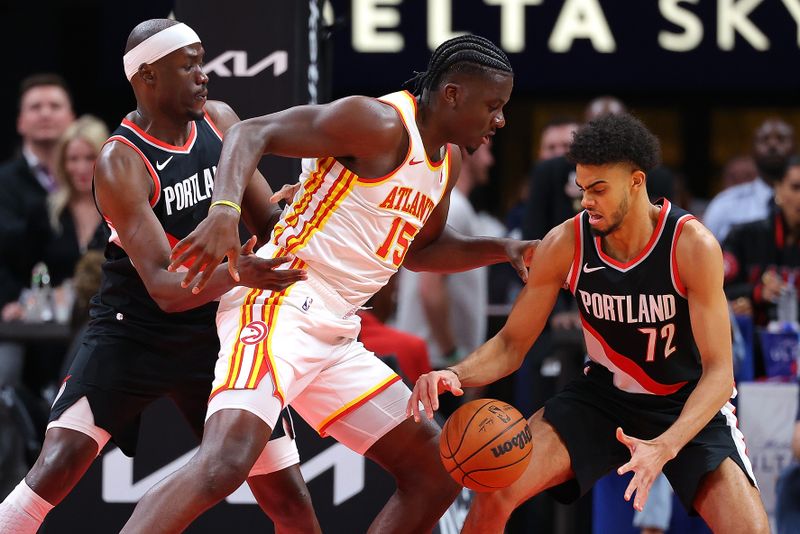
[204,50,289,78]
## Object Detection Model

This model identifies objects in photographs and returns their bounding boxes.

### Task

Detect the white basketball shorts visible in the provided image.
[208,244,410,454]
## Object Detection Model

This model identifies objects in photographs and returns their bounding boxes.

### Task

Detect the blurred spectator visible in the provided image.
[357,276,431,384]
[0,74,74,390]
[723,156,800,328]
[2,116,109,322]
[395,144,491,371]
[0,74,75,311]
[775,388,800,534]
[43,115,109,287]
[538,116,579,161]
[584,95,626,122]
[703,118,795,242]
[721,155,758,190]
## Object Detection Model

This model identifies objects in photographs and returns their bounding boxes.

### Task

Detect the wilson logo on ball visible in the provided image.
[440,399,534,492]
[240,320,269,345]
[491,425,532,457]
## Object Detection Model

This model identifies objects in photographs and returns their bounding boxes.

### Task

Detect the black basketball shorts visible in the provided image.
[49,331,289,456]
[542,363,756,514]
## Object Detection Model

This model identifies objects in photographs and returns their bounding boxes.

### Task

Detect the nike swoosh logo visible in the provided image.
[583,263,606,273]
[155,156,174,171]
[409,158,424,166]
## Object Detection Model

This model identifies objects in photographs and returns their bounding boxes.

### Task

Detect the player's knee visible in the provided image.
[32,433,96,481]
[192,453,253,499]
[395,436,459,499]
[265,488,316,527]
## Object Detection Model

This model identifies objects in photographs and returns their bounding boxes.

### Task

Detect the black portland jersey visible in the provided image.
[567,199,700,395]
[89,113,225,344]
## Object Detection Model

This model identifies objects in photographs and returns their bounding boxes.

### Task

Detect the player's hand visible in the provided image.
[505,239,539,283]
[236,236,307,291]
[269,182,301,204]
[406,369,463,423]
[169,206,241,294]
[615,427,676,512]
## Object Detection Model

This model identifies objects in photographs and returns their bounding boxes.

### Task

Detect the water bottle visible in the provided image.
[26,262,54,322]
[777,272,799,331]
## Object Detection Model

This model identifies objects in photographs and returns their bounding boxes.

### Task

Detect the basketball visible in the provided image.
[439,399,533,492]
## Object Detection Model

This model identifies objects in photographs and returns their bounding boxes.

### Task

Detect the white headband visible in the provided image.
[123,23,201,81]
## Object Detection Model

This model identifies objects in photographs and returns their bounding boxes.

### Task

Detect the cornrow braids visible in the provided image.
[405,35,512,97]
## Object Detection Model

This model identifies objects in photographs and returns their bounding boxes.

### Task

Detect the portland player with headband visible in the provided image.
[0,19,320,533]
[121,35,535,532]
[410,113,769,533]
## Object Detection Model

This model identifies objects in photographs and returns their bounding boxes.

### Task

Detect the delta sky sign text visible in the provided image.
[351,0,800,54]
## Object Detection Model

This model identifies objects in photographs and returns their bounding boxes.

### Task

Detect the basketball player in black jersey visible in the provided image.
[0,19,320,533]
[410,114,769,533]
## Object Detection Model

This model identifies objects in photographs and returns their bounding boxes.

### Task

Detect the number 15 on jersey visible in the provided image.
[376,216,419,267]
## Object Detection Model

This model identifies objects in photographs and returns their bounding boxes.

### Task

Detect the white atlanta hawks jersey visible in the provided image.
[271,90,451,306]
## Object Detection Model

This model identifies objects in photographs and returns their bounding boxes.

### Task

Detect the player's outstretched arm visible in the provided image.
[404,150,537,281]
[407,221,573,421]
[616,220,735,512]
[170,96,402,293]
[94,143,306,313]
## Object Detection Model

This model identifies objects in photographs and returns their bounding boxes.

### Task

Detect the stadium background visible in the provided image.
[2,0,798,532]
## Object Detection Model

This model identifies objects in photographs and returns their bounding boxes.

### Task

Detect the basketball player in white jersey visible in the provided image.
[122,35,534,532]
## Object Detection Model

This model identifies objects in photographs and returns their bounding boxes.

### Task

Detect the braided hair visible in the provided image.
[406,35,513,99]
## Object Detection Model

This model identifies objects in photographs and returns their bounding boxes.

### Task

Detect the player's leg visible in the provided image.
[248,462,320,534]
[293,347,459,534]
[0,395,111,533]
[364,415,460,533]
[693,458,768,533]
[121,406,275,533]
[662,401,767,533]
[173,372,320,533]
[245,413,320,534]
[462,409,574,534]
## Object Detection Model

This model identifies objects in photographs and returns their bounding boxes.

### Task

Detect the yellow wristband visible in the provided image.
[209,200,241,214]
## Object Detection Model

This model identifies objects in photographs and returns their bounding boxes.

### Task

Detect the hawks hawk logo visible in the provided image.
[240,320,268,345]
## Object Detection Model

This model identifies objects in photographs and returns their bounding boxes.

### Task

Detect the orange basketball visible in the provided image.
[439,399,532,492]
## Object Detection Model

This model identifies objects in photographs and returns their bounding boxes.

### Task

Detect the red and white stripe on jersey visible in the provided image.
[567,214,584,293]
[581,315,688,395]
[203,112,225,141]
[104,136,162,207]
[104,216,122,249]
[209,250,306,402]
[670,214,696,298]
[120,119,198,153]
[273,157,336,244]
[282,167,358,255]
[720,400,758,488]
[593,199,671,272]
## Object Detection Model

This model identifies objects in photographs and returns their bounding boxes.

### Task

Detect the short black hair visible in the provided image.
[567,113,661,172]
[407,35,512,97]
[18,73,72,111]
